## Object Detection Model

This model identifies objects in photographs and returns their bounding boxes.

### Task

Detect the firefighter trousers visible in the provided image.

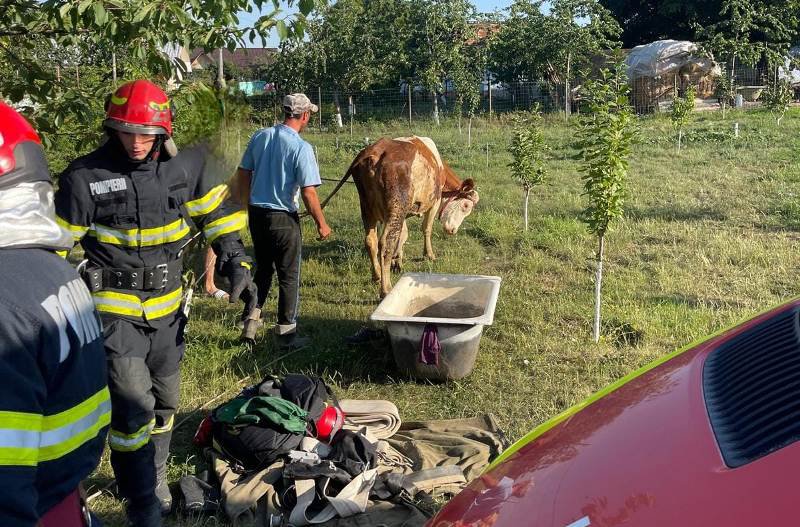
[102,312,185,525]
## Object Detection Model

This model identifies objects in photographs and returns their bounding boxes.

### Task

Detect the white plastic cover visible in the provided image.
[625,40,719,79]
[779,46,800,85]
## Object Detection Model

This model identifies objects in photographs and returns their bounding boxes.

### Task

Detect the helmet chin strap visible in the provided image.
[146,135,166,161]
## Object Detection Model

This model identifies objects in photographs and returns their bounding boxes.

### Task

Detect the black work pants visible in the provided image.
[248,206,302,335]
[102,312,185,526]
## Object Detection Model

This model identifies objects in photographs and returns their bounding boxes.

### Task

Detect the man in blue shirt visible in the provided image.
[236,93,331,349]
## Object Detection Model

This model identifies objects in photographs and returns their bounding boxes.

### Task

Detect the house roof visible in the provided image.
[190,47,278,68]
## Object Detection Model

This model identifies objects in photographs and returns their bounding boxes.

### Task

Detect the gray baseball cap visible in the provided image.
[283,93,319,115]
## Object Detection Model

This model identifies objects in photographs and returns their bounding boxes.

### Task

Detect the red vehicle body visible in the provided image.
[430,300,800,527]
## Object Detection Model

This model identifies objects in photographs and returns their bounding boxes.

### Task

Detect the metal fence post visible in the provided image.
[318,86,323,132]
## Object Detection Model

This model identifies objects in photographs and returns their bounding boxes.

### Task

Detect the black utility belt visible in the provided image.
[82,260,183,292]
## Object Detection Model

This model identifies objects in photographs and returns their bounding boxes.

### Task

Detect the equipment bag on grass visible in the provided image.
[210,374,339,470]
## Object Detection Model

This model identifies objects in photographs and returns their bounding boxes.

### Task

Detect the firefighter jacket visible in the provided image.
[54,142,248,325]
[0,247,109,526]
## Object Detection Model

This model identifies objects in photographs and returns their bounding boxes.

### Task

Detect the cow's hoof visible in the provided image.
[424,254,436,261]
[391,260,402,272]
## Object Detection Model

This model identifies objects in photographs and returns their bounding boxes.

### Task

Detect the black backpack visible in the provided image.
[211,374,334,470]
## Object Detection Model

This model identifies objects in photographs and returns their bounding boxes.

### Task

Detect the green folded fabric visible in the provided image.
[216,396,309,434]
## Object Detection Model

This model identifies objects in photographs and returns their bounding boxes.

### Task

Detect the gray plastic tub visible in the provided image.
[370,273,501,380]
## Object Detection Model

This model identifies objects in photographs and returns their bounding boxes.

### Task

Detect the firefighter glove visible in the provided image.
[219,253,257,309]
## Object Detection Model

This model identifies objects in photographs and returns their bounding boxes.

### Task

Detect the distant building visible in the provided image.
[189,47,277,75]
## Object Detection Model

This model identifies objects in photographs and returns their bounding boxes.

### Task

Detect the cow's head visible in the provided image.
[440,178,479,235]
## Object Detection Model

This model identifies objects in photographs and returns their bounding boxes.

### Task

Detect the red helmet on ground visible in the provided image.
[0,101,50,190]
[104,80,173,136]
[315,405,345,443]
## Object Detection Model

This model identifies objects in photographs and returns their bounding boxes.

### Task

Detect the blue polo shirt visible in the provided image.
[240,124,321,212]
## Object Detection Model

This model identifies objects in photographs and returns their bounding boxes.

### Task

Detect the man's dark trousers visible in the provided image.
[249,205,302,335]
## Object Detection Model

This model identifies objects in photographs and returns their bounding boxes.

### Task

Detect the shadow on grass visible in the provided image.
[627,204,728,222]
[650,293,745,310]
[303,238,364,265]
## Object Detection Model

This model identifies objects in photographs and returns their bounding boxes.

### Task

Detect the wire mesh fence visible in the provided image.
[245,66,772,125]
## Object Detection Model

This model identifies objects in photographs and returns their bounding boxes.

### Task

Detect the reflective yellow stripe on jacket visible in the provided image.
[203,210,247,243]
[92,287,183,321]
[56,215,90,242]
[89,218,191,247]
[185,184,228,217]
[0,387,111,466]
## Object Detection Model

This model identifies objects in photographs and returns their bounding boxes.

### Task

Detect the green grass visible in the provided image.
[89,107,800,524]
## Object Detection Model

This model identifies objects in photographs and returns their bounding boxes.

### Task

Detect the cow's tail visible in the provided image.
[318,161,358,212]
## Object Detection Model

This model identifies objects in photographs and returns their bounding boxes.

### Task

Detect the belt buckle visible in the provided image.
[157,263,169,286]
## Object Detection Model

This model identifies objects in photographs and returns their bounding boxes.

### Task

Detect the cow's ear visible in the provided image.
[460,178,475,192]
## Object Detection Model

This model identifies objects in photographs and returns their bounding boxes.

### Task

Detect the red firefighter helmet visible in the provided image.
[0,101,50,190]
[315,405,345,443]
[104,80,173,136]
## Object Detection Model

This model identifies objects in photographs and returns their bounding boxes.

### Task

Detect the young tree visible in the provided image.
[762,78,793,125]
[670,85,695,150]
[508,110,549,231]
[715,69,737,119]
[577,64,637,343]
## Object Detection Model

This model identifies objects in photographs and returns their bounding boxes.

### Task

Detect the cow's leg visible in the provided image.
[364,220,380,283]
[380,208,405,297]
[391,220,408,272]
[422,199,440,261]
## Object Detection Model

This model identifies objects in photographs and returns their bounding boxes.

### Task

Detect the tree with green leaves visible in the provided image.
[671,85,695,150]
[1,0,315,139]
[489,0,620,118]
[577,63,637,343]
[550,0,621,120]
[762,78,793,125]
[698,0,799,79]
[508,109,549,231]
[715,69,737,118]
[266,0,413,127]
[406,0,476,125]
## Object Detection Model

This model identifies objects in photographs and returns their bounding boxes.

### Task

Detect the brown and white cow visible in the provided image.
[343,136,479,297]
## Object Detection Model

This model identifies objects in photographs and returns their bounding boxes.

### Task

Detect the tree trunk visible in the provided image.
[593,234,605,343]
[334,91,343,128]
[408,81,412,127]
[348,95,354,137]
[678,129,682,151]
[433,93,440,126]
[565,51,571,121]
[467,116,472,148]
[523,187,530,232]
[488,74,493,119]
[216,48,226,89]
[112,52,117,85]
[318,86,323,131]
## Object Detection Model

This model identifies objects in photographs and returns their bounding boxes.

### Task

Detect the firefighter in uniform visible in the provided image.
[55,80,256,526]
[0,102,109,526]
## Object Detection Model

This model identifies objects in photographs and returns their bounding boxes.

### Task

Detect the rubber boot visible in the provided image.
[240,307,263,344]
[111,444,162,527]
[152,426,173,516]
[274,330,310,352]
